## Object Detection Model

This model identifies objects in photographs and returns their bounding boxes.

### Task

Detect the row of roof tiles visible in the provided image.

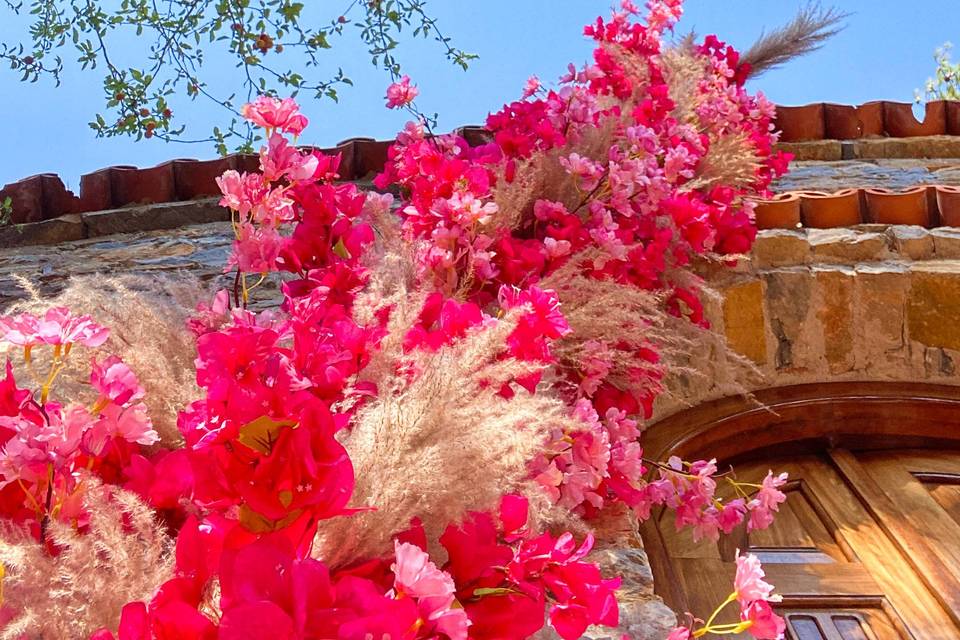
[5,101,960,226]
[775,100,960,142]
[752,184,960,229]
[0,127,492,225]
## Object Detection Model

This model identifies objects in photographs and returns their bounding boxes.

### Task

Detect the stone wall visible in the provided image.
[653,224,960,421]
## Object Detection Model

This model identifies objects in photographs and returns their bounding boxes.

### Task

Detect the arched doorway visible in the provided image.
[639,383,960,639]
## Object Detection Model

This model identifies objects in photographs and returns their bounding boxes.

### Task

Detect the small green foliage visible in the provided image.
[917,42,960,102]
[0,196,12,227]
[2,0,475,153]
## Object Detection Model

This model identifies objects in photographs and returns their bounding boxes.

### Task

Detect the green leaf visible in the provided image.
[237,415,295,454]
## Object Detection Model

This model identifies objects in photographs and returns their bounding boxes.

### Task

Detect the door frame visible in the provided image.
[638,381,960,615]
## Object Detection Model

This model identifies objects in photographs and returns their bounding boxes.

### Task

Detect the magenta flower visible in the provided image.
[392,541,470,640]
[666,628,692,640]
[0,403,91,485]
[241,95,308,134]
[385,75,419,109]
[227,223,284,273]
[86,402,158,455]
[216,170,268,218]
[521,75,541,98]
[259,133,319,182]
[740,600,786,639]
[91,356,145,406]
[0,307,109,348]
[748,470,788,532]
[734,550,779,607]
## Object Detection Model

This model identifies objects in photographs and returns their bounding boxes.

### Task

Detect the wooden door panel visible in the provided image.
[851,449,960,626]
[927,483,960,527]
[651,453,960,638]
[782,608,903,640]
[799,454,956,636]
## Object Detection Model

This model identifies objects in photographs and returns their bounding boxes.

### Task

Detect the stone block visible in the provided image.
[82,198,228,237]
[931,227,960,259]
[752,229,811,269]
[856,136,960,159]
[924,347,957,377]
[813,265,856,373]
[853,263,909,371]
[885,225,933,260]
[908,262,960,351]
[763,268,815,371]
[535,548,677,640]
[776,140,842,161]
[721,280,767,365]
[809,228,889,263]
[0,214,85,248]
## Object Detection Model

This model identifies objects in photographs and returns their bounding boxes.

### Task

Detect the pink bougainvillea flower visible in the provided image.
[241,95,308,134]
[0,313,39,346]
[392,541,470,640]
[186,290,231,337]
[216,170,269,218]
[86,402,158,455]
[740,600,786,639]
[734,550,779,607]
[260,133,320,182]
[91,356,145,406]
[227,223,284,273]
[0,361,29,418]
[522,75,541,98]
[0,403,92,485]
[0,308,109,348]
[666,627,692,640]
[756,471,788,510]
[385,75,419,109]
[747,471,788,531]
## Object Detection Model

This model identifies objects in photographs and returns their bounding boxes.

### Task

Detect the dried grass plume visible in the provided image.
[0,480,174,639]
[314,305,583,567]
[741,3,848,78]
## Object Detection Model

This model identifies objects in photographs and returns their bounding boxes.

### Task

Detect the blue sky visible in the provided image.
[1,0,959,188]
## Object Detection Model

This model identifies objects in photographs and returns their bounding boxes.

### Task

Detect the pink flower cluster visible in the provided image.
[0,311,157,536]
[669,551,786,639]
[642,463,789,542]
[386,75,419,109]
[375,0,790,539]
[0,307,109,348]
[240,96,309,135]
[90,78,626,638]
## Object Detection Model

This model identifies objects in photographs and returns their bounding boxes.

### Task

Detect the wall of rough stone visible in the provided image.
[653,224,960,422]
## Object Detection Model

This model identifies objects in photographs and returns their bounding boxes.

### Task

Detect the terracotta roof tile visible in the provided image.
[752,184,960,230]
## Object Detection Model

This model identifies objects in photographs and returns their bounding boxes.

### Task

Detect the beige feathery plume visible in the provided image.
[314,305,583,567]
[0,480,174,639]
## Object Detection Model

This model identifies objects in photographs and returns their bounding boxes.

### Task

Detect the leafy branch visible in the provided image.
[917,42,960,103]
[1,0,475,153]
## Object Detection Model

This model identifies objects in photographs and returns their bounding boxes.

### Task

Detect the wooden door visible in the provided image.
[646,451,960,639]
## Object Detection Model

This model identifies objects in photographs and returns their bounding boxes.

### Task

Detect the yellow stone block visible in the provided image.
[815,267,854,372]
[722,280,766,365]
[908,267,960,351]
